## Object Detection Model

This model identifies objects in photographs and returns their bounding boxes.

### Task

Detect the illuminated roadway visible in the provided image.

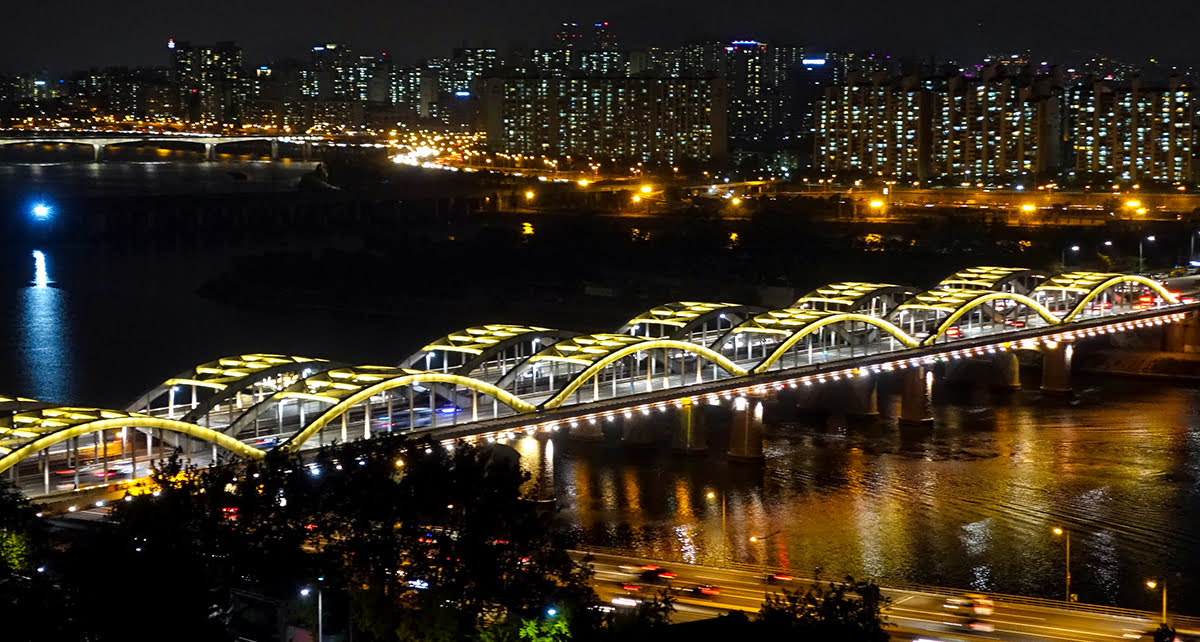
[580,550,1200,640]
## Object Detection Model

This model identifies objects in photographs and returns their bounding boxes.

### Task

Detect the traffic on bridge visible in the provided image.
[1,266,1194,498]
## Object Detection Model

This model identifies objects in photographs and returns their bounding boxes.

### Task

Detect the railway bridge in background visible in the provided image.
[0,132,321,161]
[3,266,1198,498]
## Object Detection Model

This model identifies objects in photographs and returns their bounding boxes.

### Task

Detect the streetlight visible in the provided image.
[1140,235,1156,273]
[1146,579,1167,624]
[1062,245,1080,270]
[31,202,52,221]
[301,579,324,642]
[1052,527,1071,602]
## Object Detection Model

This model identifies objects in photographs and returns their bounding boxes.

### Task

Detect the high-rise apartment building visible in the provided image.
[815,67,1063,183]
[1071,77,1194,184]
[168,38,244,122]
[483,75,727,167]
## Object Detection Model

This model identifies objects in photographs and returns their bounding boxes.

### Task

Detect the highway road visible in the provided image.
[578,550,1200,641]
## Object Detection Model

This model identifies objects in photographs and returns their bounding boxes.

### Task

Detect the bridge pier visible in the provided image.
[899,366,933,425]
[1164,311,1200,353]
[204,143,216,162]
[270,140,280,161]
[994,352,1021,391]
[843,374,878,418]
[620,411,659,448]
[568,418,606,441]
[1040,340,1074,394]
[301,142,313,161]
[92,144,104,162]
[727,393,765,461]
[671,398,707,454]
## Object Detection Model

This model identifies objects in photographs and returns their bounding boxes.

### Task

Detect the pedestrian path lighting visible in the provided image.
[1146,580,1167,624]
[1051,527,1072,602]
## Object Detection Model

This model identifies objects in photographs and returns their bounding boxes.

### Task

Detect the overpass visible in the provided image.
[2,266,1197,497]
[0,132,316,161]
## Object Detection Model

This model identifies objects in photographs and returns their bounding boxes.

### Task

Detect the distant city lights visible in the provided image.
[31,203,52,220]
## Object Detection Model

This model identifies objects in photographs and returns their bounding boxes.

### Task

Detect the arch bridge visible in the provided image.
[3,266,1194,497]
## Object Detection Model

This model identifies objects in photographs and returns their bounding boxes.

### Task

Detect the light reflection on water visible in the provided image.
[16,249,73,403]
[516,383,1200,613]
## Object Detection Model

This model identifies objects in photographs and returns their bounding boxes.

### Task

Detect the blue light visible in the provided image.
[439,406,458,415]
[731,40,759,46]
[31,203,51,220]
[455,90,471,97]
[547,608,557,617]
[802,58,827,65]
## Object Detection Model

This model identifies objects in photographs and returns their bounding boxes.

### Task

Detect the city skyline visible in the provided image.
[4,0,1200,73]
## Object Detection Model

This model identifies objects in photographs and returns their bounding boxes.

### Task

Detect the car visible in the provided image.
[683,584,721,598]
[765,572,794,584]
[1005,319,1026,328]
[639,565,676,584]
[943,596,994,616]
[946,327,964,338]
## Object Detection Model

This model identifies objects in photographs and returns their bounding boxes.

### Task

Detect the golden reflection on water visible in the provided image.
[535,381,1200,610]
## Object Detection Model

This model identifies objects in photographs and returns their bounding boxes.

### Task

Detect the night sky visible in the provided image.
[3,0,1199,73]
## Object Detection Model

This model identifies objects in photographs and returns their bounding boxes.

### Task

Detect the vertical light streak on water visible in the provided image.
[17,249,73,402]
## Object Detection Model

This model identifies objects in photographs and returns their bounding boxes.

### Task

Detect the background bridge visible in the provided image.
[2,266,1196,497]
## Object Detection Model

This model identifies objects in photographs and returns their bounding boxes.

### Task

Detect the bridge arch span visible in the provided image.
[0,410,265,475]
[922,292,1061,345]
[275,371,536,452]
[752,314,920,373]
[1061,275,1179,322]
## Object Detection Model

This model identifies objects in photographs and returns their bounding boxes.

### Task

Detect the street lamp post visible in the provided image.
[301,578,324,642]
[1139,235,1156,273]
[1146,580,1167,625]
[1062,245,1080,270]
[706,490,726,555]
[1052,527,1071,602]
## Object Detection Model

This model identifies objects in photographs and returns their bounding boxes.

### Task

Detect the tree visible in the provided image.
[758,577,890,641]
[1153,623,1177,642]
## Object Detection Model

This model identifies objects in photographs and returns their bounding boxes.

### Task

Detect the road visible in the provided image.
[579,550,1200,641]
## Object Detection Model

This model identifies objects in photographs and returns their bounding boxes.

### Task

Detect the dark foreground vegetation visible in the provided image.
[0,435,890,641]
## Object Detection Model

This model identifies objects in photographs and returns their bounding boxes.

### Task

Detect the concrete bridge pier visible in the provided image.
[301,142,313,161]
[204,143,216,162]
[899,366,933,425]
[727,393,765,461]
[568,418,606,441]
[1040,340,1074,394]
[92,144,105,162]
[270,140,280,161]
[1165,311,1200,353]
[994,351,1021,391]
[621,411,659,448]
[671,398,707,454]
[843,374,878,419]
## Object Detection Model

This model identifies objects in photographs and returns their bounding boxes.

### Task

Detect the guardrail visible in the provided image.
[574,545,1200,629]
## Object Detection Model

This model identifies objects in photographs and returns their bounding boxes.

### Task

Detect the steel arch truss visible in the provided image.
[618,302,762,346]
[935,266,1043,294]
[398,325,578,380]
[127,354,332,425]
[497,334,747,410]
[748,312,922,373]
[225,366,537,453]
[894,289,1062,345]
[1032,272,1179,321]
[0,407,266,474]
[791,282,915,316]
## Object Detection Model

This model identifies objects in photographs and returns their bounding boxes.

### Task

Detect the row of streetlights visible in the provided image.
[1051,527,1170,624]
[1061,236,1157,272]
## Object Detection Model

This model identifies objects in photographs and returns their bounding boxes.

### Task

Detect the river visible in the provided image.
[2,161,1199,615]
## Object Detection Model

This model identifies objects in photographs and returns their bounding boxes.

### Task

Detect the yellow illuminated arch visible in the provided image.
[753,313,920,373]
[541,339,746,409]
[1062,276,1179,322]
[924,292,1061,346]
[277,372,537,452]
[0,416,266,474]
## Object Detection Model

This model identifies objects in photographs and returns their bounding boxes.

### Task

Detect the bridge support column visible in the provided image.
[569,419,606,441]
[92,144,104,162]
[204,143,216,161]
[1165,312,1200,353]
[301,142,313,161]
[621,412,658,448]
[994,352,1021,391]
[844,374,878,418]
[899,366,933,425]
[270,139,280,160]
[727,394,765,461]
[671,398,707,454]
[1040,340,1073,394]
